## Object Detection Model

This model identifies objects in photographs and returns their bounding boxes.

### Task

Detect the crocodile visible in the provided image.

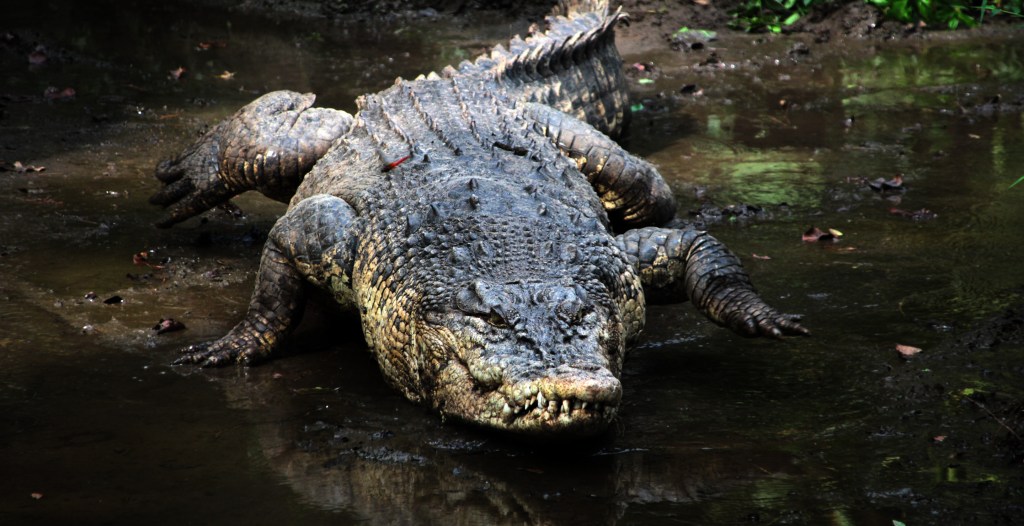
[150,0,807,436]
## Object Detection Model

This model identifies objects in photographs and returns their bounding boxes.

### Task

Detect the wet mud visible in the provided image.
[2,1,1023,524]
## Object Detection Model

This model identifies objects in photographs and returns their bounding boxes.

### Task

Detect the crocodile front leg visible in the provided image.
[523,102,676,230]
[151,91,353,227]
[175,194,359,366]
[615,227,808,338]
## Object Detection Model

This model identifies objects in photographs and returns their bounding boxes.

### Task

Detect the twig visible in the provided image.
[966,397,1022,441]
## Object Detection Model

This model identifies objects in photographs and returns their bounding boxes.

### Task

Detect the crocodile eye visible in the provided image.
[556,299,594,325]
[573,305,595,324]
[485,309,510,329]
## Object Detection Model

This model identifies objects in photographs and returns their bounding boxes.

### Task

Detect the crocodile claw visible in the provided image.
[172,337,267,367]
[150,132,240,228]
[173,342,230,367]
[753,312,809,339]
[724,292,810,339]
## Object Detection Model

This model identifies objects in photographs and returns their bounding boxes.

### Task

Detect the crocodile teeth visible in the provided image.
[502,392,612,420]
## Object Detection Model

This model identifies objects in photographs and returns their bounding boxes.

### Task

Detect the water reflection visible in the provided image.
[217,352,813,525]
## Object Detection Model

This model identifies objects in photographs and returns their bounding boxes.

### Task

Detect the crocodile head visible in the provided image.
[417,276,627,436]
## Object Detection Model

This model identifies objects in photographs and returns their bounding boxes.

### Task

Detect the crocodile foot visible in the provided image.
[150,127,240,228]
[724,291,809,339]
[172,333,270,367]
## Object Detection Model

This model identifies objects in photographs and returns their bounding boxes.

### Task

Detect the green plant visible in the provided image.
[730,0,1024,33]
[867,0,977,28]
[730,0,822,32]
[973,0,1024,21]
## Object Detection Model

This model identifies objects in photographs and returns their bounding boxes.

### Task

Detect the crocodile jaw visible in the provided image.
[432,355,622,437]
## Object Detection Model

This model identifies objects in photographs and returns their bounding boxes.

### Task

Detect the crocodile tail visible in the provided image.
[443,2,631,136]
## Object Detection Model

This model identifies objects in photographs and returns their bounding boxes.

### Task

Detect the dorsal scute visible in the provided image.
[444,1,620,82]
[441,65,459,78]
[492,6,626,83]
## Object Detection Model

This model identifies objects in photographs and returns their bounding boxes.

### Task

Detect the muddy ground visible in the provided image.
[2,1,1023,524]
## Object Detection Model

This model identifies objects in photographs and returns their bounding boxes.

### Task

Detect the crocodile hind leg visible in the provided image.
[151,91,353,228]
[615,226,808,338]
[175,195,359,366]
[523,102,676,230]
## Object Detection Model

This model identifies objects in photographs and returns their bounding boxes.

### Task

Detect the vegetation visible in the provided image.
[729,0,1024,32]
[730,0,830,32]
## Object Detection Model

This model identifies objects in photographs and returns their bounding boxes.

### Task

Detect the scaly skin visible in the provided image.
[150,92,353,227]
[156,1,807,437]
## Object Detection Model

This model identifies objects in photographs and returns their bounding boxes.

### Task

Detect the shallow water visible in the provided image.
[2,2,1023,524]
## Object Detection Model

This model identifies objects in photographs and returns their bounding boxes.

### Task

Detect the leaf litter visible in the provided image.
[802,226,843,243]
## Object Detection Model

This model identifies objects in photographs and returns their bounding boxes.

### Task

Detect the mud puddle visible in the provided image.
[2,1,1023,524]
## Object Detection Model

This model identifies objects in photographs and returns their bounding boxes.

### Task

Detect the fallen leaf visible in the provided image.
[169,66,186,81]
[896,344,922,357]
[752,253,772,260]
[13,161,46,173]
[153,318,186,335]
[195,40,227,51]
[217,70,235,80]
[802,226,840,243]
[28,49,47,65]
[43,86,75,101]
[802,227,825,242]
[132,251,165,269]
[868,174,904,192]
